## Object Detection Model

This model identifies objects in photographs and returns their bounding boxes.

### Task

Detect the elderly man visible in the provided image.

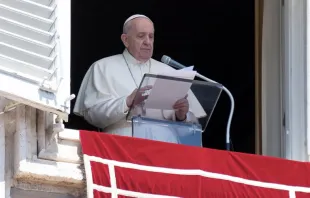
[74,14,205,143]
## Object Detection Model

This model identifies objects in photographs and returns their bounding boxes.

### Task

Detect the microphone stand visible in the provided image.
[195,73,235,151]
[161,55,234,151]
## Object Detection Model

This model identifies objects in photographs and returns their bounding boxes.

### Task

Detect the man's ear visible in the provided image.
[121,34,129,48]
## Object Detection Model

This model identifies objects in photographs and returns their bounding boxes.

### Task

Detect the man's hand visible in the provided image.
[173,95,189,121]
[126,85,152,107]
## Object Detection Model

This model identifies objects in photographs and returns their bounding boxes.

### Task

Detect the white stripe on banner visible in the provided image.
[108,164,117,198]
[83,155,94,198]
[84,154,310,198]
[93,184,180,198]
[289,190,296,198]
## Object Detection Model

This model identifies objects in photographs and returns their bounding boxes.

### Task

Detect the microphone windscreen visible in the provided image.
[161,55,171,64]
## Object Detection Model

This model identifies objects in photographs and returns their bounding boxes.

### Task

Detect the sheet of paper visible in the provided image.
[180,65,194,71]
[160,68,197,80]
[144,69,197,110]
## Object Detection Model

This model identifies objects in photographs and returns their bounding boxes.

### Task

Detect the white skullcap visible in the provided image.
[123,14,151,26]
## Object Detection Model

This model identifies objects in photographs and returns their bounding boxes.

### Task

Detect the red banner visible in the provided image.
[80,130,310,198]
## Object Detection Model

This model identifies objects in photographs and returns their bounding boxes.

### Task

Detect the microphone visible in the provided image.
[161,55,235,151]
[161,55,186,69]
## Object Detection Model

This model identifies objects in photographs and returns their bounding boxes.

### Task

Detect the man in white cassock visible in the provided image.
[74,14,206,144]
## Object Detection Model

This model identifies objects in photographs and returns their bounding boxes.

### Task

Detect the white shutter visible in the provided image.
[0,0,71,121]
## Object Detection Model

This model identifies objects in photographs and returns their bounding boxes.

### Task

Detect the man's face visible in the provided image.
[122,18,154,62]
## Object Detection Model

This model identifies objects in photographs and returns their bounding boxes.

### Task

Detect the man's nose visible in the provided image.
[144,37,151,45]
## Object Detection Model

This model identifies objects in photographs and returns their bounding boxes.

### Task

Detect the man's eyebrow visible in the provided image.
[137,31,154,34]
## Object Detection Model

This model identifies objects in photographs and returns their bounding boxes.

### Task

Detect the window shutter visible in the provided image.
[0,0,71,121]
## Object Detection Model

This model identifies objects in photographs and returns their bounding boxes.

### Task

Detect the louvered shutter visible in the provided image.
[0,0,71,121]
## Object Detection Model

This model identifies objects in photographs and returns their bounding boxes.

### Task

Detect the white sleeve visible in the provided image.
[162,110,199,123]
[171,111,199,123]
[74,62,130,129]
[84,96,129,129]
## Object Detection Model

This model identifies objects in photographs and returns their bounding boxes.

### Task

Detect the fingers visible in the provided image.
[135,94,148,101]
[140,85,153,91]
[135,86,152,97]
[140,95,148,100]
[133,85,152,94]
[173,103,188,109]
[133,95,148,105]
[129,86,152,106]
[173,99,189,109]
[174,98,188,105]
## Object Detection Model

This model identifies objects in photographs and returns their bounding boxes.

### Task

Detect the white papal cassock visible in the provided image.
[73,49,206,143]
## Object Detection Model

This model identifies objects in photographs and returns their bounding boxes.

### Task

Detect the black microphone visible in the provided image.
[161,55,186,69]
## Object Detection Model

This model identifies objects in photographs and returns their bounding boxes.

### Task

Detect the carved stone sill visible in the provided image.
[15,158,84,187]
[59,129,80,142]
[38,129,82,164]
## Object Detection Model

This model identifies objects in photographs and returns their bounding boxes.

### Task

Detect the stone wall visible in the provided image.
[0,97,85,198]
